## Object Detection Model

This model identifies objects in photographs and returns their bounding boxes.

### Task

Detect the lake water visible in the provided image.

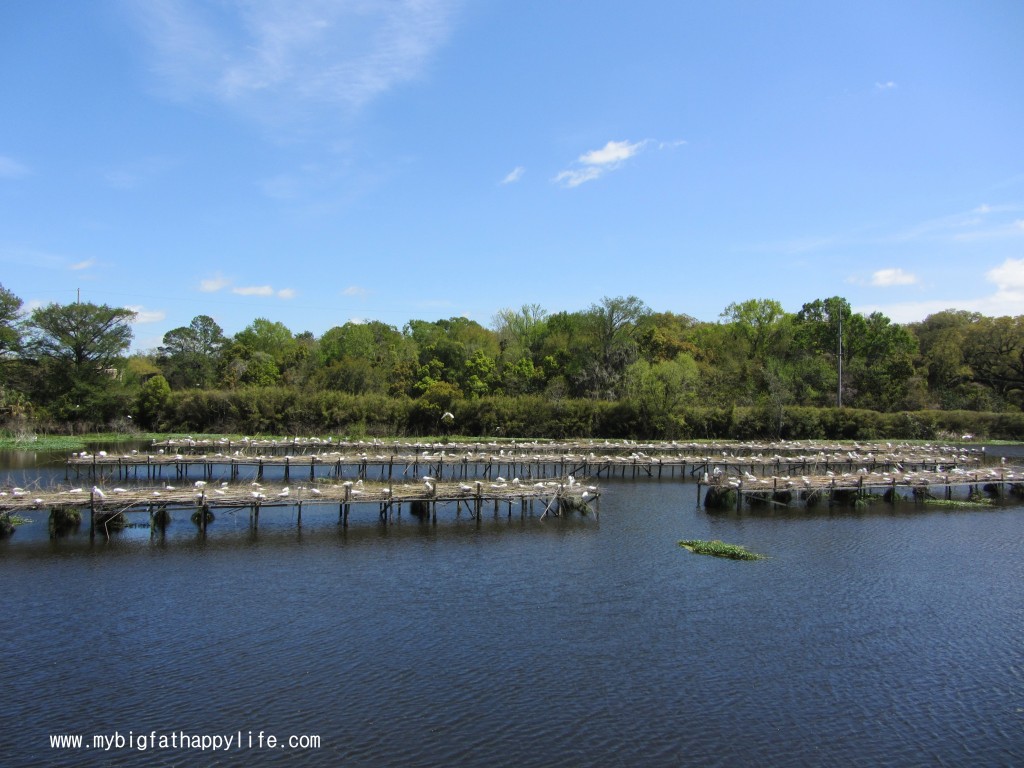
[2,448,1022,767]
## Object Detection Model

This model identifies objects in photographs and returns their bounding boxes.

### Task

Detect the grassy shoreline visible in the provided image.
[2,430,1017,454]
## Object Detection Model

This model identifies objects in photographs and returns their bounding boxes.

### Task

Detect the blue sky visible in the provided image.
[2,1,1023,351]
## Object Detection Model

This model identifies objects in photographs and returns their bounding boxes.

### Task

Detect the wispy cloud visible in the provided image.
[201,274,294,298]
[130,0,459,123]
[871,268,917,287]
[343,285,367,297]
[232,285,274,296]
[554,140,647,188]
[501,166,524,185]
[126,305,167,324]
[0,155,30,179]
[199,274,231,292]
[69,259,96,271]
[875,80,898,91]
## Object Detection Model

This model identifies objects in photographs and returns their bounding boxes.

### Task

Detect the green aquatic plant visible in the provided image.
[678,539,765,560]
[923,498,993,509]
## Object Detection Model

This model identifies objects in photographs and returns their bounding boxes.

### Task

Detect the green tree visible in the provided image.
[26,301,135,373]
[158,314,225,389]
[573,296,651,399]
[961,315,1024,406]
[721,298,790,362]
[24,301,136,422]
[908,310,985,408]
[136,374,171,428]
[0,283,23,359]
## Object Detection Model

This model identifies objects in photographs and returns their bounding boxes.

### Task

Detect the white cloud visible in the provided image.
[131,0,459,122]
[871,268,917,287]
[199,275,231,292]
[553,166,603,188]
[69,259,96,271]
[986,257,1024,302]
[232,285,274,296]
[126,305,167,324]
[858,257,1024,322]
[277,288,296,299]
[553,139,654,188]
[875,80,898,90]
[343,285,367,297]
[579,140,645,166]
[0,155,30,178]
[501,166,524,184]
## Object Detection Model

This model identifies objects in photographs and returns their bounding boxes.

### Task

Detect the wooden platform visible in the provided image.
[699,464,1024,510]
[66,442,981,483]
[0,477,600,536]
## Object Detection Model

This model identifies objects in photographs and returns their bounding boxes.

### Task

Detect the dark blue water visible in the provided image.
[2,466,1023,766]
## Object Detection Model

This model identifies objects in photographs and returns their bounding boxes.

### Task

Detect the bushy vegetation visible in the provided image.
[2,285,1024,440]
[678,539,765,560]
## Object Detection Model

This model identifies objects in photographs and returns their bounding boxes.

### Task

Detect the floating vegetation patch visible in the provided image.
[923,498,993,509]
[0,517,16,538]
[678,539,765,560]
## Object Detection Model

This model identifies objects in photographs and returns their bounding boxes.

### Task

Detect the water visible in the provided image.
[2,452,1023,767]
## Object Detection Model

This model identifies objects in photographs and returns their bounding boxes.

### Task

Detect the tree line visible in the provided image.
[1,283,1022,439]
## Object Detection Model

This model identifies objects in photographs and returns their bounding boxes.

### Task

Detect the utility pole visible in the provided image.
[837,309,843,408]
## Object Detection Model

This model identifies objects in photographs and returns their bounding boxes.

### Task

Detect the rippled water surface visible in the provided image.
[2,464,1023,767]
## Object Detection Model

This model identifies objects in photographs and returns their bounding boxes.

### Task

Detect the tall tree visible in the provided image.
[580,296,651,399]
[0,283,23,358]
[27,302,135,375]
[158,314,225,389]
[24,301,136,421]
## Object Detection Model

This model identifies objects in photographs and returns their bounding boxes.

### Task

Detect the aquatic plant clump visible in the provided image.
[678,539,765,560]
[923,498,993,509]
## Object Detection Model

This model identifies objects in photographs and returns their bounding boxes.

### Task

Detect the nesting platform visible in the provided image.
[700,464,1024,511]
[66,440,981,484]
[0,477,600,538]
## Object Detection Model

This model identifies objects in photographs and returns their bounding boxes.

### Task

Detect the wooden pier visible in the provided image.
[0,477,600,538]
[66,440,981,484]
[699,463,1024,511]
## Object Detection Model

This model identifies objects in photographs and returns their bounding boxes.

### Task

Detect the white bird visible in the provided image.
[113,487,127,493]
[310,488,322,496]
[278,487,290,498]
[194,480,206,488]
[92,487,105,499]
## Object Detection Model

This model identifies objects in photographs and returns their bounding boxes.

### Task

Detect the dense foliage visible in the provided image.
[1,284,1023,440]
